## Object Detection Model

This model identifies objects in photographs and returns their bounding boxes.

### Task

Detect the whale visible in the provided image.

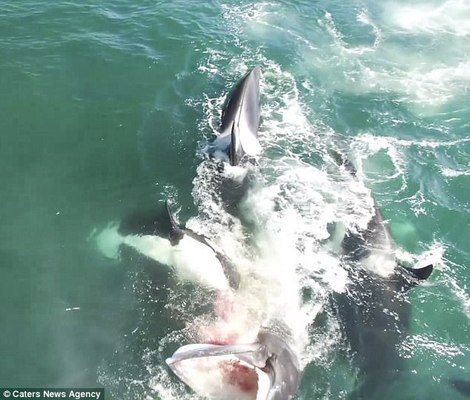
[166,329,301,400]
[98,201,240,291]
[328,150,433,399]
[334,209,432,399]
[211,67,262,166]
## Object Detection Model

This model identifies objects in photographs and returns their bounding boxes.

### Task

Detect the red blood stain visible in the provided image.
[221,361,258,393]
[207,339,230,345]
[206,333,238,346]
[215,292,235,320]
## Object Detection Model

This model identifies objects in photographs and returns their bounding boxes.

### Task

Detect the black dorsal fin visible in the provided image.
[404,264,433,281]
[165,200,184,245]
[395,263,434,292]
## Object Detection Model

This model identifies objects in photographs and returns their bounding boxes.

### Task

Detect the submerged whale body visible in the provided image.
[329,150,433,399]
[211,67,262,166]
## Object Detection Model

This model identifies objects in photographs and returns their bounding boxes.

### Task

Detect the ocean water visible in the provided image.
[0,1,469,399]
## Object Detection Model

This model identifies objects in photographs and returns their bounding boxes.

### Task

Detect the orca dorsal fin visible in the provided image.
[394,263,433,292]
[403,264,434,281]
[165,200,184,245]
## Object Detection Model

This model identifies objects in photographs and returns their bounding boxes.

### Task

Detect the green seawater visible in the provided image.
[0,1,468,399]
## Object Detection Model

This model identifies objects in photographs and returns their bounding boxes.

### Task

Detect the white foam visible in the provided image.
[395,241,445,271]
[311,5,470,111]
[357,9,383,49]
[441,167,470,178]
[448,279,470,318]
[385,0,470,37]
[320,11,380,55]
[384,61,470,106]
[148,365,191,400]
[438,252,470,319]
[400,334,466,359]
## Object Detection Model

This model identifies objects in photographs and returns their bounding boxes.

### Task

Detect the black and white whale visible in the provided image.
[329,151,433,399]
[210,67,262,166]
[166,328,301,400]
[97,201,240,291]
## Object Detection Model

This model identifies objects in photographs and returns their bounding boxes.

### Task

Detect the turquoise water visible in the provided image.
[0,1,469,399]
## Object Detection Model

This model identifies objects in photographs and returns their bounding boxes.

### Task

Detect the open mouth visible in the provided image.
[166,344,272,400]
